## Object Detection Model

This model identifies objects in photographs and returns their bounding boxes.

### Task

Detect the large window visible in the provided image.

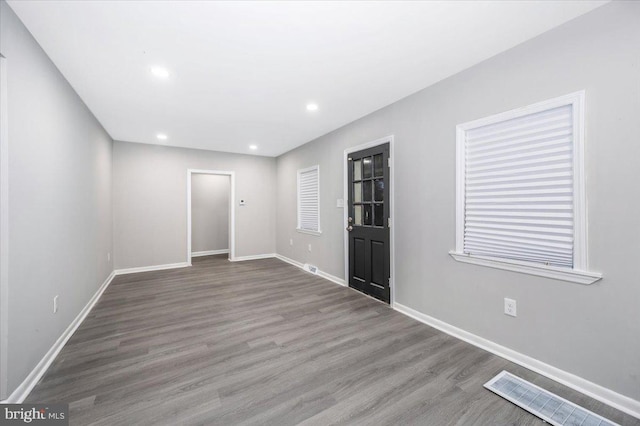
[450,92,601,284]
[297,165,321,235]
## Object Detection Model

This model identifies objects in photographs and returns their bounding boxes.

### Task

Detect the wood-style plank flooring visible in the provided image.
[27,255,639,425]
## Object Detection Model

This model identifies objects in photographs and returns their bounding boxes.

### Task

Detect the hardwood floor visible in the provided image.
[27,255,639,425]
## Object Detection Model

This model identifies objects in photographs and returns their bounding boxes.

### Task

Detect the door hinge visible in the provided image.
[388,277,392,286]
[388,157,391,168]
[388,217,391,228]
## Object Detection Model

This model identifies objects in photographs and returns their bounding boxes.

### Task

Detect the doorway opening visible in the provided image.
[343,136,395,305]
[187,169,235,264]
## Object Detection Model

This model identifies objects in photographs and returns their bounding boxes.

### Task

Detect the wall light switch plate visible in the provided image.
[289,238,293,246]
[308,244,312,252]
[53,295,59,314]
[336,199,344,208]
[504,298,517,317]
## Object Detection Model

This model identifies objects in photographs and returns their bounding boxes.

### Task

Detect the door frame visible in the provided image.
[186,169,235,264]
[0,54,9,400]
[343,135,395,306]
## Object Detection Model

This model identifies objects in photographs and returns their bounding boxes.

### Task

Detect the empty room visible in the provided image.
[0,0,638,425]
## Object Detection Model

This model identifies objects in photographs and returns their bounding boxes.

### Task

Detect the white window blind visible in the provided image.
[463,103,575,268]
[452,92,601,283]
[297,165,320,233]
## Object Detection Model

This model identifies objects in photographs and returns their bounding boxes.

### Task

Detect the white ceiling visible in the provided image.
[8,1,607,157]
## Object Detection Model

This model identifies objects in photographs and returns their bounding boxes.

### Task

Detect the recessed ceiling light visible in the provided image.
[156,133,168,140]
[249,144,258,150]
[306,103,319,111]
[151,66,170,78]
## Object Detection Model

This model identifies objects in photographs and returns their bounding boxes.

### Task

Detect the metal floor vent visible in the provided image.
[484,371,618,426]
[303,264,318,274]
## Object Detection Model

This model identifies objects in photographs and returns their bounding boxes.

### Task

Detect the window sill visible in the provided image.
[449,251,602,285]
[296,228,322,236]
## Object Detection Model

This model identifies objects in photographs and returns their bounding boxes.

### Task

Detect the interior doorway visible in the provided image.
[344,137,395,305]
[187,169,235,264]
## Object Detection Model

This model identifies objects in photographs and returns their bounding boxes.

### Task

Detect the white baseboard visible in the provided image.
[114,262,190,275]
[3,271,116,404]
[192,249,229,257]
[393,302,640,420]
[275,253,304,268]
[230,253,276,262]
[275,254,347,287]
[317,270,346,287]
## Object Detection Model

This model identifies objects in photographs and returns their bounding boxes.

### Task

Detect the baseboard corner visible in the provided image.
[230,253,276,262]
[4,270,116,403]
[114,262,190,275]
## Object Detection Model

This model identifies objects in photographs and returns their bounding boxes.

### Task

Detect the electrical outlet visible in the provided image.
[308,244,312,252]
[53,295,59,314]
[504,298,517,317]
[289,238,293,246]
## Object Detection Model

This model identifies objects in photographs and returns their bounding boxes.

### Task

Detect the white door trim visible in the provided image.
[187,169,235,264]
[0,54,9,400]
[343,135,395,306]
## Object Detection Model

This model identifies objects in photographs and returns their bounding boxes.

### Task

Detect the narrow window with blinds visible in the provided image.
[451,92,602,285]
[297,165,321,234]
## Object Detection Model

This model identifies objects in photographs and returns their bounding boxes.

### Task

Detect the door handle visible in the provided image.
[346,225,353,232]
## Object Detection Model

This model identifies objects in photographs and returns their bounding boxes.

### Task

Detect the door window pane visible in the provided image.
[363,204,372,226]
[374,154,384,177]
[374,204,384,226]
[363,180,373,201]
[354,205,362,226]
[363,157,373,179]
[374,179,384,202]
[353,182,362,203]
[353,160,362,181]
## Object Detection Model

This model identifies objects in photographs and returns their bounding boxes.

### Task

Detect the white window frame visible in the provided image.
[450,91,601,285]
[297,165,321,236]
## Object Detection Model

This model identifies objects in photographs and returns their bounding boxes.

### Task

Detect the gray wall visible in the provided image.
[113,141,276,269]
[276,1,640,401]
[191,174,230,253]
[0,1,113,397]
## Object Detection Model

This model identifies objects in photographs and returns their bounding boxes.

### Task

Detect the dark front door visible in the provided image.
[347,143,390,303]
